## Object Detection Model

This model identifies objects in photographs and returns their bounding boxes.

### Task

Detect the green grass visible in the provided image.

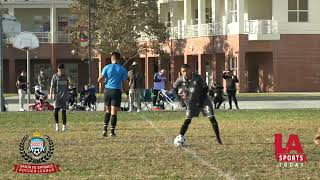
[237,92,320,101]
[1,110,320,179]
[4,94,17,98]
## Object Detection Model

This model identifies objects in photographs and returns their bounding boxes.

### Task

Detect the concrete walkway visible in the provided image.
[3,95,320,112]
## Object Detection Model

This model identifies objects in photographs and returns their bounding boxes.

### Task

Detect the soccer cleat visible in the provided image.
[216,138,223,145]
[55,123,59,132]
[128,108,134,112]
[137,108,141,113]
[110,133,116,137]
[19,108,25,112]
[102,131,107,137]
[62,125,67,132]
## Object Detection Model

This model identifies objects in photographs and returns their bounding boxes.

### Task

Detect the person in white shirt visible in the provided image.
[153,69,167,107]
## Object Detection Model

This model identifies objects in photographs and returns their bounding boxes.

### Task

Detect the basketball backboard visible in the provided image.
[13,32,39,50]
[1,14,21,38]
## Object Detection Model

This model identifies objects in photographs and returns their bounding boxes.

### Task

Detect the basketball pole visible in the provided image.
[26,49,30,107]
[0,16,4,112]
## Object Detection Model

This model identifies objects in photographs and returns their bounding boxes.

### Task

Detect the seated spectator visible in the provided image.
[34,85,47,103]
[68,85,78,108]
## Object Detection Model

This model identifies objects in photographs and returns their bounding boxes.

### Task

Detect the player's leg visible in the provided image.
[61,97,68,131]
[227,91,232,109]
[202,96,222,144]
[135,89,142,112]
[179,118,192,136]
[128,89,135,112]
[152,89,159,107]
[103,89,112,137]
[62,109,67,131]
[109,89,122,136]
[232,91,239,109]
[54,108,60,131]
[179,105,197,136]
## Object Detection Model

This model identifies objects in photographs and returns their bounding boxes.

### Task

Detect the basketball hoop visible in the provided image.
[13,32,39,108]
[0,14,22,112]
[13,32,39,50]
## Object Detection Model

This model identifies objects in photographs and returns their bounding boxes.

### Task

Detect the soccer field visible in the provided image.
[1,110,319,179]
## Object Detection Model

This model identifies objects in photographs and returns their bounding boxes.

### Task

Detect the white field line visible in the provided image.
[140,113,235,180]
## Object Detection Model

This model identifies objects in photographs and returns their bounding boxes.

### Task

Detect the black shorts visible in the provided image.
[186,96,215,119]
[104,89,122,107]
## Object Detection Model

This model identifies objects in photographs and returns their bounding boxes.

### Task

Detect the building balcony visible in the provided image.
[56,31,71,43]
[167,22,226,39]
[2,0,71,4]
[244,20,280,41]
[32,32,51,43]
[6,31,72,44]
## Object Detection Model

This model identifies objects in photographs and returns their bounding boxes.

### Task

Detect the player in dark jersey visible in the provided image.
[98,52,129,137]
[222,69,239,109]
[172,64,222,145]
[50,64,72,132]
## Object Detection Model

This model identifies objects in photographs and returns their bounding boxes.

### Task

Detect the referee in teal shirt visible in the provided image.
[98,52,129,137]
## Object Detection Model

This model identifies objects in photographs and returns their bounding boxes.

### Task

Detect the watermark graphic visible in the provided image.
[274,133,307,168]
[13,132,60,174]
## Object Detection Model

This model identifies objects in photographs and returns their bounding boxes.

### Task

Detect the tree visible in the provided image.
[70,0,169,64]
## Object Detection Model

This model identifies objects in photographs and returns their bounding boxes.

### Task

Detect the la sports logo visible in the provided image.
[274,134,307,168]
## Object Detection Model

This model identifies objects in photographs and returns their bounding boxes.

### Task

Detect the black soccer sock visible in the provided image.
[62,110,67,125]
[228,95,232,109]
[110,115,117,134]
[54,108,59,123]
[104,112,111,131]
[233,95,239,109]
[179,119,191,136]
[209,116,222,143]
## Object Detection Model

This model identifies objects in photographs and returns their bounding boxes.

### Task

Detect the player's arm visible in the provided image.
[171,78,181,98]
[98,66,108,84]
[233,75,239,83]
[49,75,56,100]
[122,68,129,95]
[98,76,105,83]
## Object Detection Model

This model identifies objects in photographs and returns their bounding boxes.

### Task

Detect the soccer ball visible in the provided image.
[174,135,186,147]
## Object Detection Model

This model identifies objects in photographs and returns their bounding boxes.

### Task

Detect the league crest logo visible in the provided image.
[28,135,46,157]
[13,132,60,174]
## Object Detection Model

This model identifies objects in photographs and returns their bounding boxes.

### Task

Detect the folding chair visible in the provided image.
[140,89,153,111]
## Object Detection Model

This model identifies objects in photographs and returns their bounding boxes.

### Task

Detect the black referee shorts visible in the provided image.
[104,89,122,107]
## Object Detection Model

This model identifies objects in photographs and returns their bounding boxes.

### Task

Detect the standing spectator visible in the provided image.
[222,69,239,109]
[153,69,167,108]
[38,68,48,94]
[98,52,128,137]
[128,61,144,112]
[49,64,72,132]
[16,70,27,111]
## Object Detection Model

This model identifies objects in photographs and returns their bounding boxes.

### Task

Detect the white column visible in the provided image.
[50,4,57,43]
[212,0,216,23]
[223,0,228,34]
[198,0,206,36]
[184,0,191,25]
[237,0,245,34]
[8,7,14,16]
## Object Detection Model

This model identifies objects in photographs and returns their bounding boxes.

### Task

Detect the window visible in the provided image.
[288,0,308,22]
[193,9,198,25]
[228,0,237,23]
[205,8,212,23]
[167,12,171,27]
[33,16,50,32]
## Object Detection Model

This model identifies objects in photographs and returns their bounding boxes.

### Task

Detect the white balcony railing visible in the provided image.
[244,20,278,34]
[56,31,72,43]
[3,0,71,3]
[33,32,51,43]
[185,25,198,38]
